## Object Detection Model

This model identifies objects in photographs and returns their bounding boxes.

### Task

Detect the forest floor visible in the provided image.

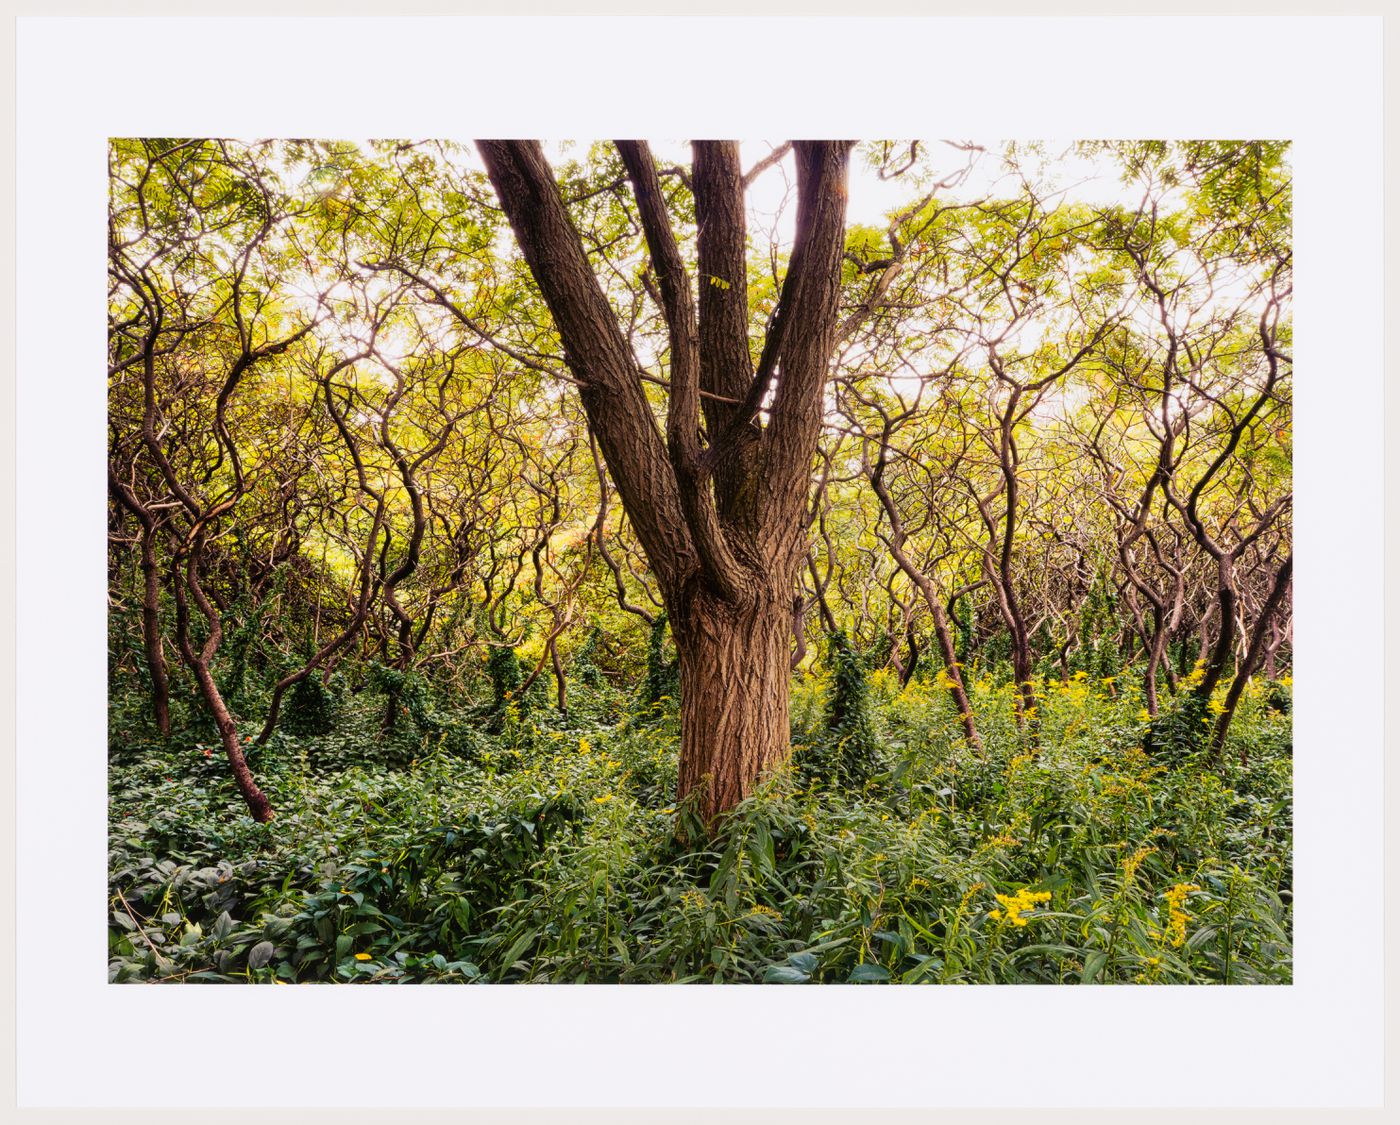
[108,667,1292,984]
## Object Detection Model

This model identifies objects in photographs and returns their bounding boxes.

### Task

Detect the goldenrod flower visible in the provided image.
[1162,882,1200,948]
[980,833,1020,850]
[1122,843,1157,883]
[958,882,987,913]
[990,888,1052,927]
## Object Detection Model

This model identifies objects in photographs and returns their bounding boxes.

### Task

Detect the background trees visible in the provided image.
[107,137,1292,824]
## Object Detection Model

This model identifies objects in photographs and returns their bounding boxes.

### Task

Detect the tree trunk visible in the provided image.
[1142,604,1167,717]
[929,598,983,751]
[673,588,793,822]
[189,658,274,823]
[108,470,172,736]
[1209,554,1292,764]
[172,555,274,823]
[477,139,853,829]
[1195,556,1237,704]
[137,520,172,736]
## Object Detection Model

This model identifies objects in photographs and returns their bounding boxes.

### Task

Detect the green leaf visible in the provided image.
[847,963,890,983]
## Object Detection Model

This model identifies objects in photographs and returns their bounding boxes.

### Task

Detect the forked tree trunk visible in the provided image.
[477,138,853,829]
[673,588,793,819]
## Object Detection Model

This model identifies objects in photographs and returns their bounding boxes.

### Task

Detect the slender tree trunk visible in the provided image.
[789,595,809,672]
[137,529,172,736]
[863,447,982,750]
[189,658,273,823]
[109,471,173,736]
[1143,604,1166,717]
[929,598,983,751]
[899,621,920,689]
[1011,634,1038,731]
[172,553,273,822]
[550,637,568,715]
[1195,557,1237,704]
[1209,555,1292,763]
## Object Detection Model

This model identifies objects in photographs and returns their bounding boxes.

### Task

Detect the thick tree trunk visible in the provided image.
[673,588,793,822]
[477,139,853,829]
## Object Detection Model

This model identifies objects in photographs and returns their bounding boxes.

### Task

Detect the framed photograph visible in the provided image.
[7,7,1387,1119]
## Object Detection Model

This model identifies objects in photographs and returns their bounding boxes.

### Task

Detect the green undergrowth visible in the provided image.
[108,666,1292,984]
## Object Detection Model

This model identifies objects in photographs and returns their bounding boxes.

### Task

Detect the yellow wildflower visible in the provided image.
[593,793,613,804]
[1122,843,1157,882]
[980,833,1020,850]
[958,882,987,912]
[990,887,1052,927]
[354,953,372,962]
[1163,883,1200,948]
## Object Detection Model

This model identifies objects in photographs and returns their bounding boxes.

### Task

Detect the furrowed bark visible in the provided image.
[479,139,853,825]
